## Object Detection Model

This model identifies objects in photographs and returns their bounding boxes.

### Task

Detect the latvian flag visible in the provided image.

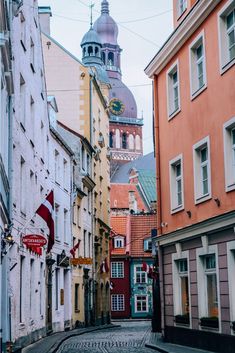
[70,239,81,258]
[36,190,55,253]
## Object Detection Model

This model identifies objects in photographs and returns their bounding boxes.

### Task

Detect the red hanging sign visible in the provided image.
[22,234,47,247]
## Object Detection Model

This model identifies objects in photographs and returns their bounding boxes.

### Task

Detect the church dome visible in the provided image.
[81,27,102,46]
[93,0,118,45]
[109,78,137,119]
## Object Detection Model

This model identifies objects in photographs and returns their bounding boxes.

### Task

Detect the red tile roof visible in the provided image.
[111,183,147,211]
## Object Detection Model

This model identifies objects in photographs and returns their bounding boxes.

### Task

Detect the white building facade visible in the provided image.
[8,0,73,350]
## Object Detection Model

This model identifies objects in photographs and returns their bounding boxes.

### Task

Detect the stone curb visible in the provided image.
[145,343,169,353]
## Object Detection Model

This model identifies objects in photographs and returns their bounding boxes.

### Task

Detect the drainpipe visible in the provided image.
[153,74,165,336]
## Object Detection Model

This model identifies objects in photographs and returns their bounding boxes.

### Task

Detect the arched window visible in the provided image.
[109,132,114,148]
[135,135,141,150]
[83,47,86,56]
[108,52,114,66]
[95,46,99,55]
[88,46,93,56]
[122,133,127,149]
[129,134,134,150]
[115,129,120,148]
[101,52,106,64]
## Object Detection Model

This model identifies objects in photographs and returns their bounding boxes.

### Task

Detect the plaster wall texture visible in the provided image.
[9,0,72,347]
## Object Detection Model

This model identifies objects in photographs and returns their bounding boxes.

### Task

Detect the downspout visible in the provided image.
[153,74,165,336]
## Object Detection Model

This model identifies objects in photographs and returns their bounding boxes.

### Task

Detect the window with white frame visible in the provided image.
[176,259,189,316]
[135,265,147,284]
[218,1,235,73]
[193,137,211,204]
[135,295,148,312]
[114,236,124,248]
[63,209,68,243]
[55,204,60,240]
[144,238,152,252]
[189,33,207,97]
[55,150,60,183]
[197,247,220,323]
[111,294,124,311]
[167,61,180,118]
[178,0,187,17]
[227,241,235,324]
[111,262,124,278]
[223,117,235,191]
[170,154,184,213]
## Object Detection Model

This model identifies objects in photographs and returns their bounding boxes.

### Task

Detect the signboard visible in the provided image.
[22,234,47,247]
[70,257,93,266]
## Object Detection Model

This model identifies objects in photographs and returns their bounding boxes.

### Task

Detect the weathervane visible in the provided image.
[90,1,95,28]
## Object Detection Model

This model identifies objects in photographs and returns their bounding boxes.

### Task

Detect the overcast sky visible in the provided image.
[38,0,173,154]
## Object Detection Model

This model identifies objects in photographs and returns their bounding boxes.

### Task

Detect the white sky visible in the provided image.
[38,0,173,154]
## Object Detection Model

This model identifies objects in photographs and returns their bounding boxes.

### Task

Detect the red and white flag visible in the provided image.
[36,190,54,253]
[70,239,81,258]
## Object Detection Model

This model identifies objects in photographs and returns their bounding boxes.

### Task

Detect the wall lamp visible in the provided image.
[186,210,192,218]
[214,198,221,207]
[1,224,14,255]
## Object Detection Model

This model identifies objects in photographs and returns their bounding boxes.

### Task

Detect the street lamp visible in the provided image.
[1,225,14,255]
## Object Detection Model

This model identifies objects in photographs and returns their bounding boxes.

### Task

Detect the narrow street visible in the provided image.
[56,321,153,353]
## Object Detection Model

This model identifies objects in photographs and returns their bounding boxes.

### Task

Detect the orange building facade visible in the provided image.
[145,0,235,351]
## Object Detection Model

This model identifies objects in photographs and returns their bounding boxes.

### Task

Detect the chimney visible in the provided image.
[38,6,52,36]
[128,191,137,214]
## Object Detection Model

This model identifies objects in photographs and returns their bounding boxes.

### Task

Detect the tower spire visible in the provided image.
[90,2,94,28]
[101,0,109,15]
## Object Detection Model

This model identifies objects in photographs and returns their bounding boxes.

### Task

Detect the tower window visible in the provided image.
[95,46,99,55]
[108,52,114,66]
[102,52,106,64]
[109,132,114,148]
[83,47,86,56]
[122,133,127,149]
[88,46,93,56]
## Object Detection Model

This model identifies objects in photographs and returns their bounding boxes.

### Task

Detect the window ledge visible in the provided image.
[195,193,211,205]
[225,182,235,193]
[171,205,184,214]
[221,57,235,75]
[177,8,187,21]
[168,108,181,121]
[191,84,207,101]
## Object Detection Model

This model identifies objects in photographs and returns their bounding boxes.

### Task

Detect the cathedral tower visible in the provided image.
[93,0,143,175]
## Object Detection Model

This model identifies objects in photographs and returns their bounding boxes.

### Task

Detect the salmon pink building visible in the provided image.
[145,0,235,352]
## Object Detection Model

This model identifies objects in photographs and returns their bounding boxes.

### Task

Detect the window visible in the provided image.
[189,32,207,98]
[111,262,124,278]
[20,256,25,322]
[81,145,85,171]
[20,75,26,126]
[77,206,81,227]
[109,132,114,148]
[223,117,235,191]
[55,204,60,240]
[218,1,235,73]
[20,11,26,51]
[55,150,60,183]
[30,97,35,143]
[169,154,184,213]
[20,157,26,214]
[30,259,34,318]
[167,61,180,118]
[40,263,43,316]
[227,241,235,324]
[108,52,114,66]
[193,136,211,204]
[178,259,189,316]
[111,294,124,311]
[135,295,148,312]
[64,209,68,243]
[74,283,80,312]
[122,133,127,149]
[135,266,147,284]
[114,237,124,248]
[30,37,35,72]
[178,0,187,17]
[197,246,220,325]
[144,238,152,252]
[55,268,59,310]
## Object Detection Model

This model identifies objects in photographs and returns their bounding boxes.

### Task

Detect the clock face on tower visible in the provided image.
[109,98,125,116]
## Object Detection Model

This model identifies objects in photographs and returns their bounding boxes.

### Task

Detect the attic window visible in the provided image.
[114,237,124,248]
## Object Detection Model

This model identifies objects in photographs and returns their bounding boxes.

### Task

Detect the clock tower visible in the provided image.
[93,0,143,176]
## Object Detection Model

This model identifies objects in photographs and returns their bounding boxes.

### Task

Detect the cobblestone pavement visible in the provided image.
[56,321,154,353]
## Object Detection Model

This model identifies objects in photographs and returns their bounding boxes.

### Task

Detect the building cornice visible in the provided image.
[145,0,221,78]
[156,210,235,247]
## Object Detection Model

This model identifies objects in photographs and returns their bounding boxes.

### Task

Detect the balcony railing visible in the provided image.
[110,115,144,126]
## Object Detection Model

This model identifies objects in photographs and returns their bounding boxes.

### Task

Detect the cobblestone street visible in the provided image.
[56,321,153,353]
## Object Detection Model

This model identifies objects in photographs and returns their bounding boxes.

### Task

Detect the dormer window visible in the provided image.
[114,237,124,248]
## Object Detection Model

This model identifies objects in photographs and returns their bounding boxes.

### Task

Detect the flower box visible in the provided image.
[175,314,190,325]
[200,317,219,328]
